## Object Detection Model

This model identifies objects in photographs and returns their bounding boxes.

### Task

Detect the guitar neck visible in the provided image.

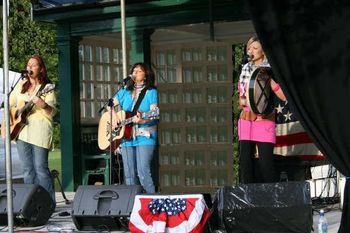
[17,100,34,116]
[118,109,158,126]
[16,86,50,117]
[120,116,134,126]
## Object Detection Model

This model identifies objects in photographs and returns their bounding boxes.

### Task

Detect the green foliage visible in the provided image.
[48,150,62,191]
[0,0,60,148]
[52,122,61,150]
[232,44,245,184]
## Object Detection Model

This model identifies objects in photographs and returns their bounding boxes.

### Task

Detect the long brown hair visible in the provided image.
[125,62,156,91]
[21,55,51,94]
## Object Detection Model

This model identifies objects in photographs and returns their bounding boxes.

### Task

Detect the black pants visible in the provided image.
[239,140,277,184]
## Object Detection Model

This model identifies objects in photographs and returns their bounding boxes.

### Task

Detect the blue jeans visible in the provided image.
[121,145,156,193]
[16,140,56,204]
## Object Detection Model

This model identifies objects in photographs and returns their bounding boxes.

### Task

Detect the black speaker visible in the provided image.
[72,184,142,231]
[0,184,55,226]
[212,181,312,233]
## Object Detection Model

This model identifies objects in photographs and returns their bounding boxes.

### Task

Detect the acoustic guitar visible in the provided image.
[98,107,159,150]
[1,84,55,140]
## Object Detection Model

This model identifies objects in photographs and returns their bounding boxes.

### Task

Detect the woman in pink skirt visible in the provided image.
[238,37,286,183]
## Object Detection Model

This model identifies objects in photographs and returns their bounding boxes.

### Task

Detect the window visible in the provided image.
[153,42,234,194]
[79,41,127,121]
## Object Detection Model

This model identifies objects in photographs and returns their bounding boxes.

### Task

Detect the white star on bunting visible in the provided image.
[276,104,284,113]
[283,111,293,122]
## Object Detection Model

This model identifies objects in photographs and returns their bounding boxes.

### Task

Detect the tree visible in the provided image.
[232,44,245,183]
[0,0,60,148]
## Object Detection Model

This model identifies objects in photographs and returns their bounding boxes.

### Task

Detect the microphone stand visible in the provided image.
[1,73,25,108]
[101,81,124,185]
[98,78,129,114]
[107,97,115,185]
[98,98,110,114]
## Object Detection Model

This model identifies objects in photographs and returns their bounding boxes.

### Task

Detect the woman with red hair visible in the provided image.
[10,55,56,204]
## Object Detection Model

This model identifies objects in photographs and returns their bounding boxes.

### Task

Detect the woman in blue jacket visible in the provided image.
[113,63,158,193]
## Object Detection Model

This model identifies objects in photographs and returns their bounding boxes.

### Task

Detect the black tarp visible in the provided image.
[211,182,312,233]
[246,1,350,232]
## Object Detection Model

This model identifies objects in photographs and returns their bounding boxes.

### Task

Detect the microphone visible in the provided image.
[242,53,254,64]
[21,69,33,75]
[123,74,133,86]
[246,53,254,61]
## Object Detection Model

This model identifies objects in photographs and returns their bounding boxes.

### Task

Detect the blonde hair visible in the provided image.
[246,36,260,53]
[246,37,267,63]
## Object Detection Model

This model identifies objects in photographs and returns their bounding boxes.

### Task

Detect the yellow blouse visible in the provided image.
[9,79,56,149]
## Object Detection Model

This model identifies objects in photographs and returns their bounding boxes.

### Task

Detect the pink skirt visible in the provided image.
[238,119,276,143]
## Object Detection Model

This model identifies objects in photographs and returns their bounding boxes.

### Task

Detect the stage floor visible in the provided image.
[1,191,342,233]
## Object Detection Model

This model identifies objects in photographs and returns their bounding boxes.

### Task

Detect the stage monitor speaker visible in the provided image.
[212,181,312,233]
[72,184,142,231]
[0,184,55,226]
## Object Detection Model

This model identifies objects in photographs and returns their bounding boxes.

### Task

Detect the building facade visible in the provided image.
[34,0,253,192]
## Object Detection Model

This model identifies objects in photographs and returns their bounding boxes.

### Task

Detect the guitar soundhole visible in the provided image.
[114,126,121,135]
[106,121,121,138]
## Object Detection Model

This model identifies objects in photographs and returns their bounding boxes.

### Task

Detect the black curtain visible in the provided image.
[246,0,350,232]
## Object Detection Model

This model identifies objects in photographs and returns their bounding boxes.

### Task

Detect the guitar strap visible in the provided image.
[132,88,147,115]
[38,83,46,93]
[125,88,147,140]
[30,83,46,99]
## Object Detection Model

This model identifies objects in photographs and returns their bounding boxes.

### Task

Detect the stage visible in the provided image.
[0,190,342,233]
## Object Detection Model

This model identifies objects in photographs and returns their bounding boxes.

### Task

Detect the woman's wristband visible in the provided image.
[272,84,281,92]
